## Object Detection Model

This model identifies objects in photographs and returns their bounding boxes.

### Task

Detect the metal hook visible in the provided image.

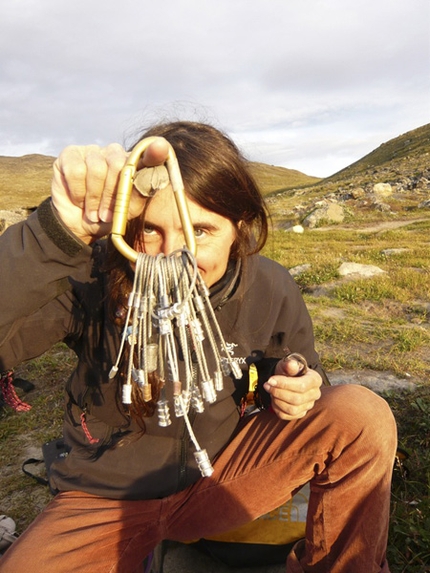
[110,136,197,261]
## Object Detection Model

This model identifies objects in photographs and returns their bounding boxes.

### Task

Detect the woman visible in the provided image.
[0,121,396,572]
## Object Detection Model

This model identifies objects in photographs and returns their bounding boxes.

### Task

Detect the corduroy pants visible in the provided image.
[0,384,397,573]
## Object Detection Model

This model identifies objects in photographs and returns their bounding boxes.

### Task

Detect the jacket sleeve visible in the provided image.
[0,199,94,371]
[253,258,330,406]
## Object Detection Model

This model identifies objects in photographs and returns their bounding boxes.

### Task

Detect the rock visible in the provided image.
[0,210,29,234]
[314,200,326,208]
[338,262,386,277]
[291,224,304,234]
[373,182,393,199]
[328,369,416,393]
[289,263,311,277]
[374,201,392,212]
[382,248,409,256]
[351,187,365,199]
[303,214,317,229]
[302,203,345,228]
[325,203,345,222]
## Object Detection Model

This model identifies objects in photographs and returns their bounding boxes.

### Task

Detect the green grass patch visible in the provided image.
[385,386,430,572]
[333,279,400,303]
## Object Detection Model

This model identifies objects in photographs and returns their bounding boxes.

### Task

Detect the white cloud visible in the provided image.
[0,0,428,176]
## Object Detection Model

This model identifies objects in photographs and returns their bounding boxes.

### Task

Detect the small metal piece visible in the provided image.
[214,370,224,392]
[230,361,243,380]
[191,318,205,342]
[108,365,118,379]
[194,449,214,477]
[144,343,158,373]
[127,325,137,345]
[157,399,172,427]
[191,387,205,413]
[220,357,231,376]
[158,318,171,336]
[174,395,184,417]
[181,389,191,412]
[142,384,152,402]
[201,379,217,403]
[172,381,182,396]
[122,384,132,405]
[132,368,142,384]
[282,352,309,376]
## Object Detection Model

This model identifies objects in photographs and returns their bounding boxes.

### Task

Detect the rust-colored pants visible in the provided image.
[1,385,396,573]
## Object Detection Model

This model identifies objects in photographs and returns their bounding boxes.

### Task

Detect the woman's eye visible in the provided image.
[143,225,157,235]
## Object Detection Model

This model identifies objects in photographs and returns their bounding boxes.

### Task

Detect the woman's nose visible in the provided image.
[160,232,186,255]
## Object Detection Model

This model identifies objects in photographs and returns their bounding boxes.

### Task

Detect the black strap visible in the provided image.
[21,458,49,487]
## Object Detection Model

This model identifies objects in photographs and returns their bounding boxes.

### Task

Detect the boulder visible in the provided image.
[289,263,311,277]
[350,187,365,199]
[373,182,393,199]
[291,224,304,234]
[338,262,386,278]
[303,202,345,228]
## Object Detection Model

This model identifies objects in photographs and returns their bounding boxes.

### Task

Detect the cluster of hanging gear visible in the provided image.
[109,137,243,477]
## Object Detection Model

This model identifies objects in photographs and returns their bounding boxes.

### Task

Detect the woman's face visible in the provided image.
[137,185,237,288]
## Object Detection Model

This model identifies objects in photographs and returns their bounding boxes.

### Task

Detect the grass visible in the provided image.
[0,154,54,210]
[263,221,430,381]
[385,386,430,572]
[0,346,74,532]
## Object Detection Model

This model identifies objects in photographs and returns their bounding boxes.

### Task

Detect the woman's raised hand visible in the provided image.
[51,138,170,244]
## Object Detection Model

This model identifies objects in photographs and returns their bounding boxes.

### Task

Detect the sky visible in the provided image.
[0,0,429,177]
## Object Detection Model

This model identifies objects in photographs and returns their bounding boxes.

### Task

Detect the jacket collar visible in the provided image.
[209,254,260,310]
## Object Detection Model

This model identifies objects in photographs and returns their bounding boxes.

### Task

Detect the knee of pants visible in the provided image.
[321,384,397,462]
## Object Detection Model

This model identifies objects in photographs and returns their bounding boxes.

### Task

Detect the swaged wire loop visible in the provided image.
[109,138,242,477]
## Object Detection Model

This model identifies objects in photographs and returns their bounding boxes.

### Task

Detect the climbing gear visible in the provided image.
[111,136,197,261]
[109,137,242,477]
[282,351,309,376]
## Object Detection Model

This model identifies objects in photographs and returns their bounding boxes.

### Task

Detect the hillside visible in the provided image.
[0,154,55,210]
[248,162,320,194]
[265,123,430,229]
[328,123,430,181]
[0,153,317,212]
[1,123,428,216]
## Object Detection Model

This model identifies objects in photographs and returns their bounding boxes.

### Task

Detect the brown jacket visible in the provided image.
[0,199,324,499]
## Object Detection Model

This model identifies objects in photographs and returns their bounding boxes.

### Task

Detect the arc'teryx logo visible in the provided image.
[225,342,247,365]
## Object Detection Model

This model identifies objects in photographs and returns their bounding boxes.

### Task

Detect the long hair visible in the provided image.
[107,121,269,422]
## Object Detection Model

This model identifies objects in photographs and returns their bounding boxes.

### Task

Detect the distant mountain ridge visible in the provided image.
[327,123,430,182]
[0,151,318,210]
[0,123,429,211]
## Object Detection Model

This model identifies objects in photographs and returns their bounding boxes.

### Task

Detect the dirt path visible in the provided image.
[312,217,429,233]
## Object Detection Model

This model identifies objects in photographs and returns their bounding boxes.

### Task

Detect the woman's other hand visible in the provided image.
[263,356,323,420]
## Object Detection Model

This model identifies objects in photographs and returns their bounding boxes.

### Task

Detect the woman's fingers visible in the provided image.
[264,368,322,421]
